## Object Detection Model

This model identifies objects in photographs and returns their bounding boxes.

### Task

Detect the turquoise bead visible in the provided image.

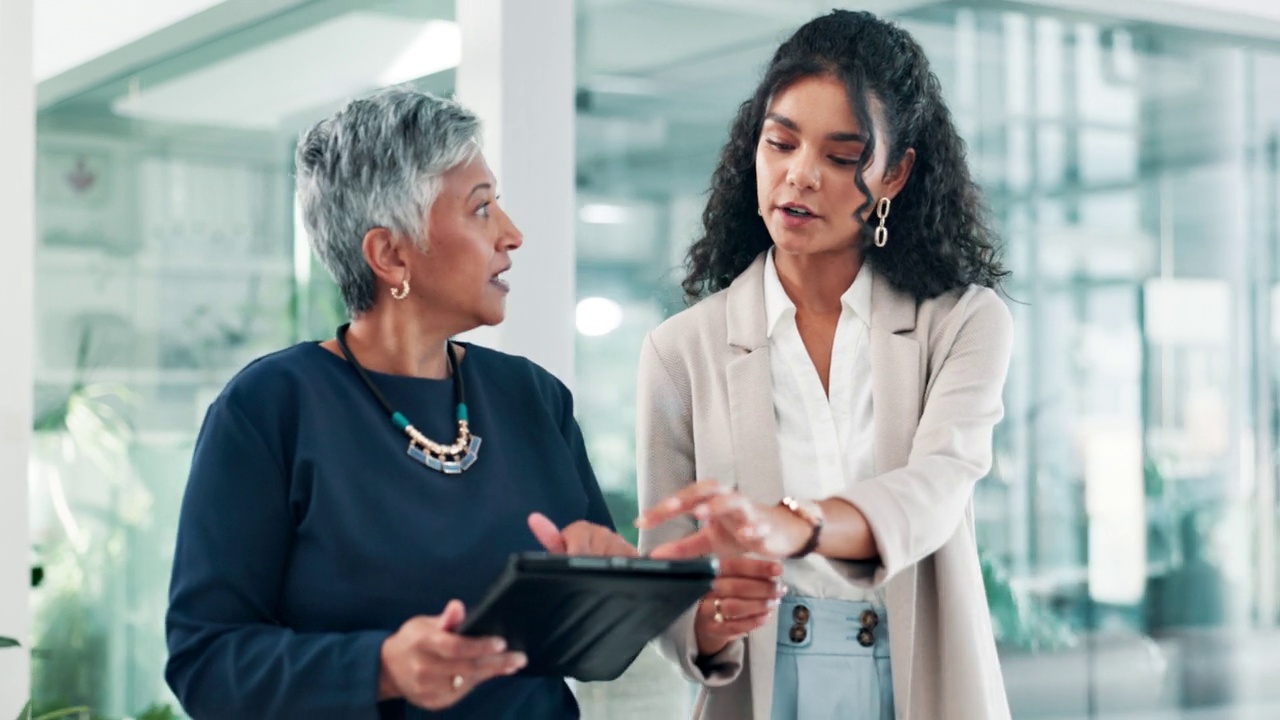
[391,412,410,430]
[456,404,469,423]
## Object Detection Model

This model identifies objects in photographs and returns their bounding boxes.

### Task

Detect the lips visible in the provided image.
[490,267,511,292]
[778,202,819,218]
[774,202,820,228]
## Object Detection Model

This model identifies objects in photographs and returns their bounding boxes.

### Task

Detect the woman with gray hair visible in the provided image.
[164,88,634,719]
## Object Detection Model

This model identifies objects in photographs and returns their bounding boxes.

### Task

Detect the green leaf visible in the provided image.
[133,703,181,720]
[13,700,31,720]
[0,636,19,648]
[32,707,89,720]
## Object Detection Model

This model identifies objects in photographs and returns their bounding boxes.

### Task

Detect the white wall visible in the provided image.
[455,0,577,388]
[34,0,225,81]
[0,0,35,712]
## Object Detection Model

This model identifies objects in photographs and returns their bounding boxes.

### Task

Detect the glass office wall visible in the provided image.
[28,0,1280,717]
[573,1,1280,717]
[30,1,684,716]
[29,0,457,715]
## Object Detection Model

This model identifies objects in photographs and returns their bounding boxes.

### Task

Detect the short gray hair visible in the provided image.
[295,88,482,315]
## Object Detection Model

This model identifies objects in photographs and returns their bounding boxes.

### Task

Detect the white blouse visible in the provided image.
[763,248,878,601]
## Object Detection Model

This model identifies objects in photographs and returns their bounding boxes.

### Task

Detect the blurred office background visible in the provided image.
[2,0,1280,717]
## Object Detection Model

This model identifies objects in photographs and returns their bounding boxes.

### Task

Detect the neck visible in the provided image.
[773,247,863,315]
[343,305,459,380]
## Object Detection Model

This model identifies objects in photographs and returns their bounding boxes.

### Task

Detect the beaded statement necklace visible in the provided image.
[335,323,481,474]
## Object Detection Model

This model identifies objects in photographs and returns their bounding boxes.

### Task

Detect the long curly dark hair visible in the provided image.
[682,10,1008,302]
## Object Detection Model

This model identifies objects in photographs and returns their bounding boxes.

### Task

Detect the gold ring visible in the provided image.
[713,597,725,624]
[451,674,464,690]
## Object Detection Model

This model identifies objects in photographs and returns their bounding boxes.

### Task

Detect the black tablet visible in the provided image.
[457,552,717,681]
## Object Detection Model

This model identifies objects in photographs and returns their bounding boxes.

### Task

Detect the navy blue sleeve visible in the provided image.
[553,378,615,532]
[165,396,390,720]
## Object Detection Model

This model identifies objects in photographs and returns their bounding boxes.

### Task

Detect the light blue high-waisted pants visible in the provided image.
[771,596,894,720]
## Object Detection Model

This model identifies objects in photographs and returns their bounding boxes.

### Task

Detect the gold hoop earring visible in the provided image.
[390,278,410,300]
[874,197,891,248]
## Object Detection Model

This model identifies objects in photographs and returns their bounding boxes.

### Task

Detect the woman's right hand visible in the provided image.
[379,600,528,710]
[694,557,786,657]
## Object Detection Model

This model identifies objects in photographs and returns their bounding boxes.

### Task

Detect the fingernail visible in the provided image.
[694,506,710,519]
[512,652,528,668]
[768,598,780,608]
[491,639,507,653]
[664,498,682,510]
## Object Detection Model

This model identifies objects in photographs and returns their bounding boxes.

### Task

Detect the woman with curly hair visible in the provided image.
[635,10,1013,720]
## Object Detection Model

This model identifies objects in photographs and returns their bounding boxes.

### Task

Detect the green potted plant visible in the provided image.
[1,635,91,720]
[27,326,137,719]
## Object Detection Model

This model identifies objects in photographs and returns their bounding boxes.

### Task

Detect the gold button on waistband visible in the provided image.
[789,624,808,643]
[792,605,810,624]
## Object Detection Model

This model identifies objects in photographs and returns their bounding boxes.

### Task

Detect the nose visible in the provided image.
[498,206,524,250]
[785,147,821,191]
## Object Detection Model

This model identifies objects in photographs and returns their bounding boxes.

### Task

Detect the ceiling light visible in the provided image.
[576,297,624,337]
[579,203,630,224]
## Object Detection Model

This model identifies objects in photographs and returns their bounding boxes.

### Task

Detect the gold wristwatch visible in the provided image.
[778,496,824,558]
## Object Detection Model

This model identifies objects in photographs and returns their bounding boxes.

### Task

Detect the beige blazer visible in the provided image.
[636,254,1014,720]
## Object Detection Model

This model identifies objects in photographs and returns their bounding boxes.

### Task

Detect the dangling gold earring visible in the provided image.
[874,197,891,248]
[390,278,410,300]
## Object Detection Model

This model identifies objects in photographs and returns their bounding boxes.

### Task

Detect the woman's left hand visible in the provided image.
[637,480,809,559]
[528,513,639,557]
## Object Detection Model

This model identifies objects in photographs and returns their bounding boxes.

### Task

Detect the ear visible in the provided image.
[882,148,917,201]
[361,227,411,288]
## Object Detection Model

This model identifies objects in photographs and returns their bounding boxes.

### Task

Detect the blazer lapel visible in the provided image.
[869,272,921,473]
[869,272,924,712]
[724,255,784,718]
[723,254,785,504]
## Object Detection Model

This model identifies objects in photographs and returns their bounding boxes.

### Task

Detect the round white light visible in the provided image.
[576,297,624,337]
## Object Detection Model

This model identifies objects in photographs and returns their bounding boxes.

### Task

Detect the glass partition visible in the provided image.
[28,0,1280,716]
[30,0,455,714]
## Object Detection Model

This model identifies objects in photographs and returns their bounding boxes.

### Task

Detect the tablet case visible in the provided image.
[457,552,717,681]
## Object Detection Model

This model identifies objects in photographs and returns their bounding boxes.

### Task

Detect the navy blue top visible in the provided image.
[165,342,615,719]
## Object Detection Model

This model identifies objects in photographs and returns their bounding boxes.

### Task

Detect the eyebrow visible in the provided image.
[468,182,494,200]
[765,113,867,143]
